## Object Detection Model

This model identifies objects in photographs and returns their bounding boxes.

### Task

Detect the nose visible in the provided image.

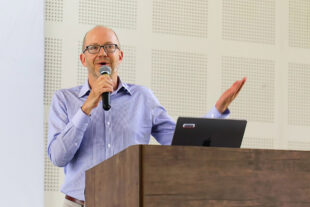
[98,46,107,56]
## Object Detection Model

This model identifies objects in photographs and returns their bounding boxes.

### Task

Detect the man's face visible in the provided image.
[80,27,123,79]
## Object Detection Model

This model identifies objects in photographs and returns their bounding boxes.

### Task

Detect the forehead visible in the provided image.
[85,27,119,45]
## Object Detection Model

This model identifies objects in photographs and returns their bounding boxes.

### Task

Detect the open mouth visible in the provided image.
[97,62,109,66]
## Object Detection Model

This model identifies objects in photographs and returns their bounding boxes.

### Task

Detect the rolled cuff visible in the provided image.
[71,108,91,131]
[204,106,230,119]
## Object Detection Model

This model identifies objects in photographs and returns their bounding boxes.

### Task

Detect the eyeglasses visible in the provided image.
[83,44,119,54]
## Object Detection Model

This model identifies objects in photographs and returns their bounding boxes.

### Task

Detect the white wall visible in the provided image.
[0,0,44,206]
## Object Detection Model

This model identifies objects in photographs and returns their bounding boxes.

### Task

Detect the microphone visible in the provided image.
[99,65,111,111]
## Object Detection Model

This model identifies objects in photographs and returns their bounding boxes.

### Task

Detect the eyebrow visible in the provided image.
[87,42,116,46]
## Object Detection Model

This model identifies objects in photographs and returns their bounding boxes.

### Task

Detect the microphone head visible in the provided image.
[99,65,111,75]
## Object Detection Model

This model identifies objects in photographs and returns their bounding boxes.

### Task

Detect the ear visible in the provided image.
[80,53,87,67]
[118,50,124,63]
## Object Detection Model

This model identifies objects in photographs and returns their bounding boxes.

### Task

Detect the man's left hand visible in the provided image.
[216,77,247,114]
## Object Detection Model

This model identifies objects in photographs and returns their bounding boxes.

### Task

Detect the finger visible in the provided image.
[96,77,113,88]
[97,75,113,83]
[225,79,243,101]
[98,81,113,89]
[236,77,246,93]
[239,77,246,89]
[91,82,113,97]
[231,77,246,93]
[231,78,246,101]
[234,81,243,95]
[98,85,113,93]
[227,81,241,98]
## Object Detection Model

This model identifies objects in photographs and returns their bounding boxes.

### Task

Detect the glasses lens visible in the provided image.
[88,45,100,54]
[105,44,116,53]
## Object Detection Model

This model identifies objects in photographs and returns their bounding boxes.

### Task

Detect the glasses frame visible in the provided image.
[83,44,119,54]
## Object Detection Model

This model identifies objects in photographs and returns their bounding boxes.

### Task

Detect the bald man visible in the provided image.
[48,25,246,207]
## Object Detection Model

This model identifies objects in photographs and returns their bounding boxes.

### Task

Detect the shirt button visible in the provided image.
[108,144,111,148]
[107,122,110,126]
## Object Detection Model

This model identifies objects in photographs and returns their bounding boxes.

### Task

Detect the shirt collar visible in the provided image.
[113,77,132,96]
[78,77,132,98]
[78,80,91,98]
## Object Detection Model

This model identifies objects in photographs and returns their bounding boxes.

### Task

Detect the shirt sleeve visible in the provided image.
[204,105,230,119]
[147,89,175,145]
[151,105,176,145]
[47,91,90,167]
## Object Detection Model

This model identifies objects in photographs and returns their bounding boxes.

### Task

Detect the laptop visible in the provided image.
[171,117,247,148]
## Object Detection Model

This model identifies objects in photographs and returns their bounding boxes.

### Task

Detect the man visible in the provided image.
[48,25,246,207]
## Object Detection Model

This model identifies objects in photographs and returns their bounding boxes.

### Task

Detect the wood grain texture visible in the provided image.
[86,145,310,207]
[85,145,141,207]
[142,145,310,207]
[85,168,95,207]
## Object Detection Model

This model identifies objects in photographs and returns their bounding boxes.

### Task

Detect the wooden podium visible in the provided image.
[85,145,310,207]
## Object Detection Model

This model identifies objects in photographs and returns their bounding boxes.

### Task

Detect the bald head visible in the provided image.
[82,25,121,52]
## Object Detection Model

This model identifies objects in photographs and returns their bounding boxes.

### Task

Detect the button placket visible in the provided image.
[105,110,112,158]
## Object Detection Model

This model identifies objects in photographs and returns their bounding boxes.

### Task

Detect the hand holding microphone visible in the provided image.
[81,65,113,115]
[99,65,111,111]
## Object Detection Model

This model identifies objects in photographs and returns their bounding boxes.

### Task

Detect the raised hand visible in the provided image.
[215,77,246,114]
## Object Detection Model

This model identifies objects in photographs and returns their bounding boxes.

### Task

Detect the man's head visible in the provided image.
[80,25,123,80]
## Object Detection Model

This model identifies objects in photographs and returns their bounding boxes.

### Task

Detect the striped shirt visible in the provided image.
[48,78,229,201]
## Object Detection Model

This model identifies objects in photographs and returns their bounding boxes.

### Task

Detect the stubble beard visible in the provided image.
[87,66,100,80]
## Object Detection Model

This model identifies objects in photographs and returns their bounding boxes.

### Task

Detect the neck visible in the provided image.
[111,73,119,91]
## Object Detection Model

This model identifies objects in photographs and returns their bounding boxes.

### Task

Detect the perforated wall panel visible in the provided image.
[222,0,275,44]
[44,122,60,191]
[118,45,136,83]
[242,136,274,149]
[289,0,310,48]
[78,0,137,29]
[151,49,207,117]
[153,0,208,38]
[288,63,310,126]
[45,0,63,22]
[76,41,88,85]
[44,38,62,105]
[222,56,275,122]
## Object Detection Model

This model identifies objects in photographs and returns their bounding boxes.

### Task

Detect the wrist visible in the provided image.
[215,102,225,114]
[81,103,92,116]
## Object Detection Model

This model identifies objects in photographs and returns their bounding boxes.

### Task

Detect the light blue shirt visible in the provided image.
[48,78,229,201]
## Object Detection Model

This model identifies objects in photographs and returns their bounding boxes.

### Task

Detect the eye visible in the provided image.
[89,45,99,51]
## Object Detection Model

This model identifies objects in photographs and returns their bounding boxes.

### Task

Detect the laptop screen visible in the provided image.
[171,117,247,148]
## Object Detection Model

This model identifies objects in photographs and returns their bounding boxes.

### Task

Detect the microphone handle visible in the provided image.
[102,92,111,111]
